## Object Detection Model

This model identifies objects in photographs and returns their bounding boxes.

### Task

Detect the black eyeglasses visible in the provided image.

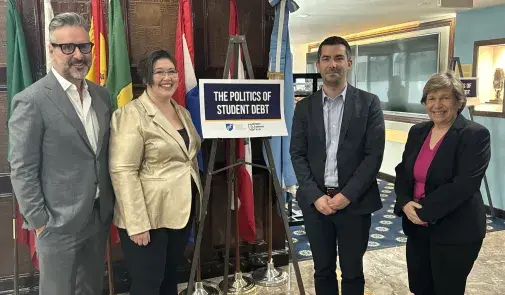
[51,42,94,55]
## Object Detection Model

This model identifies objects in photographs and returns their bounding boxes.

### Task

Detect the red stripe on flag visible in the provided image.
[174,0,194,107]
[229,0,256,243]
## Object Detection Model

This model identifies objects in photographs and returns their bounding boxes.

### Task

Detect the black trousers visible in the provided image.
[302,205,371,295]
[406,228,483,295]
[119,190,195,295]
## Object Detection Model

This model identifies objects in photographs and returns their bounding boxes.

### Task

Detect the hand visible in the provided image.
[328,193,351,210]
[35,225,46,237]
[314,195,336,215]
[130,231,151,246]
[402,201,426,225]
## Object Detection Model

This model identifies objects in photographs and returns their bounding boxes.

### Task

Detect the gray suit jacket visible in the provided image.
[9,71,114,233]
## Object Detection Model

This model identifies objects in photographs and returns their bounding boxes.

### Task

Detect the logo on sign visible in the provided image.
[225,123,234,131]
[248,123,264,131]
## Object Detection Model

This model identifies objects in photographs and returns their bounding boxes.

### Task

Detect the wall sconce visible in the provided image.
[493,68,505,103]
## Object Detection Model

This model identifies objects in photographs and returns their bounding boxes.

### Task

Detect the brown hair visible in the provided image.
[137,50,177,86]
[421,71,467,112]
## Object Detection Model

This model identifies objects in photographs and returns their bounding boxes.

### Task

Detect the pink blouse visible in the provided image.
[413,130,445,200]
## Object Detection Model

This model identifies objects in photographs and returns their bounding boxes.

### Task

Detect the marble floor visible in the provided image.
[167,230,505,295]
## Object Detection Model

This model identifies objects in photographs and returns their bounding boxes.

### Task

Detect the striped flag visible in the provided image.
[229,0,256,243]
[43,0,54,72]
[265,0,298,200]
[86,0,120,246]
[7,0,38,270]
[107,0,133,109]
[174,0,203,171]
[86,0,107,86]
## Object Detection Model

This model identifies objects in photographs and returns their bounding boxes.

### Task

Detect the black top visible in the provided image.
[177,128,190,150]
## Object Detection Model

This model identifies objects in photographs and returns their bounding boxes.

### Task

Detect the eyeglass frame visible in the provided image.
[153,69,179,77]
[50,42,94,55]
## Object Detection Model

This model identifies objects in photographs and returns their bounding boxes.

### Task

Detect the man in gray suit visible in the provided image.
[9,12,114,295]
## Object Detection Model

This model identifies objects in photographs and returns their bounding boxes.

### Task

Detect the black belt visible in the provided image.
[325,187,340,197]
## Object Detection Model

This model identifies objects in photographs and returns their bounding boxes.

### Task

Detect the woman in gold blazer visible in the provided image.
[109,50,202,295]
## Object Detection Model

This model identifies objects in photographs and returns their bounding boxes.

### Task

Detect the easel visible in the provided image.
[186,35,305,294]
[450,57,495,218]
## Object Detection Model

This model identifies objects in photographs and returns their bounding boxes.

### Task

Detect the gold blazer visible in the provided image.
[109,91,202,236]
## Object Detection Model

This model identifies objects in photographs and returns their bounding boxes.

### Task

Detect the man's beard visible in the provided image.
[62,59,90,80]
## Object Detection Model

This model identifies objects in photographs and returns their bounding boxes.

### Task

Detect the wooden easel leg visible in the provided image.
[187,139,218,294]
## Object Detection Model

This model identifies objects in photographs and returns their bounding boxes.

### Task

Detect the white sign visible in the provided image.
[199,79,287,138]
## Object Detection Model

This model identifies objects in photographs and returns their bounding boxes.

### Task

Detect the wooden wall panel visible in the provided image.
[0,197,35,281]
[128,0,178,66]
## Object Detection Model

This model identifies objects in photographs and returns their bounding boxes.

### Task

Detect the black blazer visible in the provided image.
[394,114,491,244]
[290,85,385,214]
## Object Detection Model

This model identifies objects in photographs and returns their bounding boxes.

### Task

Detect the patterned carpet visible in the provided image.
[290,179,505,261]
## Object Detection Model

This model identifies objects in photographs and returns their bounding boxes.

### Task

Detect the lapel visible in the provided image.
[44,71,94,154]
[338,84,357,149]
[139,92,191,159]
[88,83,107,156]
[425,114,466,184]
[311,90,326,144]
[406,121,433,177]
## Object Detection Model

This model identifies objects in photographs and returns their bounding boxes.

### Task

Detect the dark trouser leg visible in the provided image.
[335,212,371,295]
[406,230,434,295]
[302,205,338,295]
[159,221,193,295]
[431,240,483,295]
[119,228,168,295]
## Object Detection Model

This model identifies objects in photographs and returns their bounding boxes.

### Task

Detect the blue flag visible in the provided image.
[265,0,299,201]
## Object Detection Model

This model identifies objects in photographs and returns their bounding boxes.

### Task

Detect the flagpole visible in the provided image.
[12,189,19,295]
[252,173,288,287]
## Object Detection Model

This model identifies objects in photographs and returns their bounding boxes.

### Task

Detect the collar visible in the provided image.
[51,68,88,92]
[322,83,347,103]
[138,90,180,117]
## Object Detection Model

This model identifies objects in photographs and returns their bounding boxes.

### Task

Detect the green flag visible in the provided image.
[107,0,133,110]
[7,0,33,121]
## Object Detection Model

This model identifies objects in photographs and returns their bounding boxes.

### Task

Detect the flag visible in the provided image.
[107,0,133,109]
[7,0,38,270]
[174,0,203,171]
[43,0,54,72]
[85,0,120,246]
[265,0,298,202]
[229,0,256,243]
[86,0,107,86]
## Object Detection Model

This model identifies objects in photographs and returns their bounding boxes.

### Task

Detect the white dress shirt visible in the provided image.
[52,68,100,199]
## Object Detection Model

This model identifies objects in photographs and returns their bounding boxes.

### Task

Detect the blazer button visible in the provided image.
[95,181,99,185]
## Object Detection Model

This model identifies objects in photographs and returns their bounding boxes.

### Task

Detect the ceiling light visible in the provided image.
[417,1,431,5]
[297,14,310,18]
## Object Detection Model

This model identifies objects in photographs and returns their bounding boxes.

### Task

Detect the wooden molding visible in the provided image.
[308,18,455,53]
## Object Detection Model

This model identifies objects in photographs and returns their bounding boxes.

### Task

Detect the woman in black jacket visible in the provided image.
[394,71,491,295]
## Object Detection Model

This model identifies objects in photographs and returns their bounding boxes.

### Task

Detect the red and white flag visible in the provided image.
[229,0,256,243]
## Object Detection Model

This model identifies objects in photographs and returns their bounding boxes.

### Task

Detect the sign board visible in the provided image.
[199,79,287,138]
[460,77,477,98]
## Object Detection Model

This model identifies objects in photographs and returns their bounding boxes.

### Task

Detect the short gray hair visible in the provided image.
[421,71,467,112]
[49,12,89,42]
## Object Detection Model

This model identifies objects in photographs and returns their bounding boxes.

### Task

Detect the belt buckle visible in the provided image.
[326,187,338,197]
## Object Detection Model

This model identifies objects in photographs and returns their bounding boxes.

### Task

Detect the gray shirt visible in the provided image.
[323,85,347,187]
